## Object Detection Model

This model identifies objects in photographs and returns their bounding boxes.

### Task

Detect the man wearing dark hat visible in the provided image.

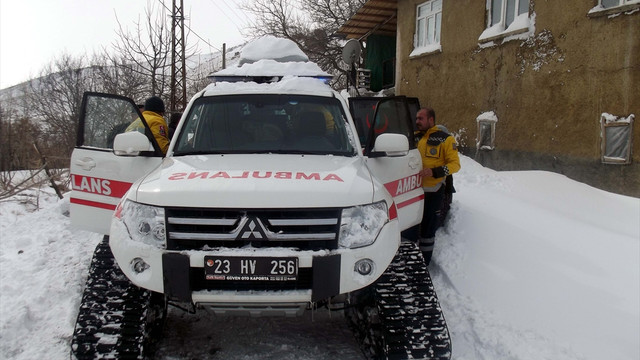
[126,96,170,155]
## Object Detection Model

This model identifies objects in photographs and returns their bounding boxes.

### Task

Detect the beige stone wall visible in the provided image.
[395,0,639,196]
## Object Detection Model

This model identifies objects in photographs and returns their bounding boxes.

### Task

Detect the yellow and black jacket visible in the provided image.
[126,110,170,155]
[417,126,461,191]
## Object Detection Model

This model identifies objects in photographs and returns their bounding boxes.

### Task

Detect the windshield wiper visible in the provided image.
[284,150,355,156]
[173,149,355,156]
[173,150,227,156]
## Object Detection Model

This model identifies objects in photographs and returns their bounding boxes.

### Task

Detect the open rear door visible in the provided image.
[69,92,164,235]
[349,96,424,231]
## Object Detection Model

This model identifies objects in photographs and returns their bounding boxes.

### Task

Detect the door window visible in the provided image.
[364,97,416,154]
[349,96,416,151]
[78,92,162,155]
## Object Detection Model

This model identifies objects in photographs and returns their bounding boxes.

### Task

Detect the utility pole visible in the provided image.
[170,0,187,112]
[222,43,226,69]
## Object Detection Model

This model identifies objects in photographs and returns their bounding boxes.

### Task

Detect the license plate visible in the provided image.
[204,256,298,281]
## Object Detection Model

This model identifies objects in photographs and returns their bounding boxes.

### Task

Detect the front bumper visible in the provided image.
[109,218,399,306]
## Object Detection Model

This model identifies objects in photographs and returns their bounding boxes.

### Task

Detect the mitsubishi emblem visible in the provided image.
[239,217,266,240]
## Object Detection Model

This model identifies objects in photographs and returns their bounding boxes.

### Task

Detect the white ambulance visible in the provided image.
[69,37,424,316]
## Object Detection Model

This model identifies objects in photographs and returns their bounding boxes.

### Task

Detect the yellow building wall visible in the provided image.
[395,0,639,196]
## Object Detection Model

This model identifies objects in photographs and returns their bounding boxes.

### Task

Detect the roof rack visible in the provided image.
[208,36,333,84]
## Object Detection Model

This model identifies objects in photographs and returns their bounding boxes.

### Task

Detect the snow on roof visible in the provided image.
[202,75,336,97]
[239,35,309,65]
[211,35,331,80]
[213,59,331,78]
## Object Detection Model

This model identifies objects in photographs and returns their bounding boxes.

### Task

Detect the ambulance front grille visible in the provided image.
[164,207,342,251]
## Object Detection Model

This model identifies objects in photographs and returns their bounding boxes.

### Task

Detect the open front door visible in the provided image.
[70,92,164,235]
[349,97,424,231]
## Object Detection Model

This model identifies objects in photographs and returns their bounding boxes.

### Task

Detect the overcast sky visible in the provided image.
[0,0,253,90]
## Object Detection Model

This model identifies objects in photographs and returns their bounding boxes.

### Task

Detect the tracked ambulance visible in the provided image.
[70,36,450,359]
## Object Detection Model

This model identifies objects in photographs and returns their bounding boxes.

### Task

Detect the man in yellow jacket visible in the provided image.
[126,96,170,155]
[416,107,461,264]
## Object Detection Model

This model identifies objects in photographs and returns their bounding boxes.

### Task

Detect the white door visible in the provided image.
[69,92,164,234]
[349,97,424,231]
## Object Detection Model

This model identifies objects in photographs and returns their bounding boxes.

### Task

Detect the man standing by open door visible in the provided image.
[126,96,170,155]
[416,107,460,265]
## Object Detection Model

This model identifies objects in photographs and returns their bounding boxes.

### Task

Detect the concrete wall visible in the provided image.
[395,0,639,197]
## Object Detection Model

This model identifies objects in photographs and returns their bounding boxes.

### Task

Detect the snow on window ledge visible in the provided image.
[409,43,442,58]
[478,13,534,44]
[602,112,635,124]
[588,2,640,18]
[477,111,499,123]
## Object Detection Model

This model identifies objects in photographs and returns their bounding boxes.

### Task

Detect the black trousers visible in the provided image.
[420,186,445,240]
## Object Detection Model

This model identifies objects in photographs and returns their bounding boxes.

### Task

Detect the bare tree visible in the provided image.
[3,116,41,170]
[240,0,365,89]
[305,0,366,30]
[0,101,54,203]
[90,53,149,102]
[1,54,87,200]
[110,1,172,97]
[186,62,212,99]
[0,1,191,202]
[26,54,95,162]
[0,102,15,172]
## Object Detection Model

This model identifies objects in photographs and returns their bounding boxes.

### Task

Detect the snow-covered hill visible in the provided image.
[0,155,638,359]
[0,44,245,105]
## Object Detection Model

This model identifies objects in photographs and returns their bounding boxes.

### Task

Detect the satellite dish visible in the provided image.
[341,39,361,65]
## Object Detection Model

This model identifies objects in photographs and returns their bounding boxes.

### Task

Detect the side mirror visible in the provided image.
[113,131,153,156]
[370,133,409,158]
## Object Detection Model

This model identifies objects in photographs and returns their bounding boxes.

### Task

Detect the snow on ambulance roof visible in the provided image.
[202,76,336,97]
[211,36,332,81]
[238,35,308,65]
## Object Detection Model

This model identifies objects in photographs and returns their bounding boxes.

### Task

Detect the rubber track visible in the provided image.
[374,241,451,359]
[70,236,154,360]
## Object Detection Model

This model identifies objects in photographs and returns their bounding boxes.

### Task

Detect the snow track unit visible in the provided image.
[70,236,163,360]
[348,240,451,359]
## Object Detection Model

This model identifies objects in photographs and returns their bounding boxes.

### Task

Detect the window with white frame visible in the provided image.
[600,0,640,8]
[589,0,640,16]
[479,0,531,42]
[411,0,442,57]
[491,0,529,28]
[600,113,634,164]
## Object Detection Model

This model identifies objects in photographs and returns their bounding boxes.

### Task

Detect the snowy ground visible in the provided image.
[0,155,638,360]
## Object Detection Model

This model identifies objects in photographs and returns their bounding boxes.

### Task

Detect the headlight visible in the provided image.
[115,199,166,248]
[338,201,388,249]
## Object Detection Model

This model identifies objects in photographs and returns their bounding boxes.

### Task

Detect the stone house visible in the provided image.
[337,0,639,197]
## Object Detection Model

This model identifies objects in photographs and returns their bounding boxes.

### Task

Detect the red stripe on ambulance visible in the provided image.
[70,197,117,211]
[396,193,424,209]
[384,174,422,197]
[71,175,133,198]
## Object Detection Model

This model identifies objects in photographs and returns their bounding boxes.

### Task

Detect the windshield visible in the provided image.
[173,94,356,156]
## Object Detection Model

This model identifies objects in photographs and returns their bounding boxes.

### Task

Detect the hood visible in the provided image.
[131,154,375,209]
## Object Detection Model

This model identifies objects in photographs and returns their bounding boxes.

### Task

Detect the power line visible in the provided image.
[208,0,243,33]
[156,0,221,52]
[220,0,254,28]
